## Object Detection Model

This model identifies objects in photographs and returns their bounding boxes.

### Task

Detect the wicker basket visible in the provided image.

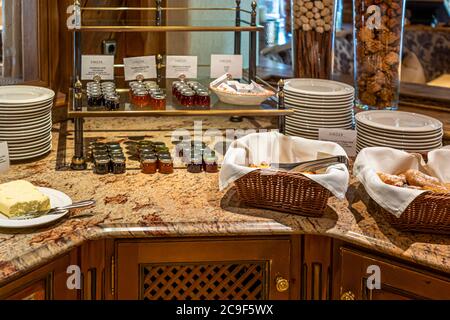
[377,192,450,235]
[234,170,332,217]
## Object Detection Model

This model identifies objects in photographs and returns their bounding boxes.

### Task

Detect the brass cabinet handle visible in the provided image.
[341,291,356,300]
[275,276,290,293]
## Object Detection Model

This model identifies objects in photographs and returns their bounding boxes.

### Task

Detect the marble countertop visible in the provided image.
[0,117,449,285]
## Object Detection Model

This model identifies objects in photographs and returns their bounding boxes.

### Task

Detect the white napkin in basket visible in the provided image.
[219,132,350,200]
[354,147,450,218]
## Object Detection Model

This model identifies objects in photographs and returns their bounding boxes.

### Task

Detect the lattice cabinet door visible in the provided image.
[116,238,297,300]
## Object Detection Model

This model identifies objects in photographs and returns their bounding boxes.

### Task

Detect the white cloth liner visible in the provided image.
[219,132,350,200]
[354,146,450,218]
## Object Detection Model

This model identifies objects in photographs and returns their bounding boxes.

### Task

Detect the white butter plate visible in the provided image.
[285,79,355,97]
[0,121,52,137]
[0,86,55,105]
[357,126,443,143]
[291,111,353,120]
[0,113,51,128]
[357,134,442,149]
[356,111,442,133]
[0,187,72,229]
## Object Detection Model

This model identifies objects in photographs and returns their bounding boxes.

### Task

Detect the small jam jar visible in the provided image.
[172,81,182,95]
[111,156,126,174]
[187,154,204,174]
[159,156,174,174]
[181,90,196,107]
[104,94,120,111]
[196,90,211,107]
[132,89,150,107]
[141,154,158,174]
[204,155,219,173]
[87,90,103,107]
[152,94,166,110]
[94,156,111,175]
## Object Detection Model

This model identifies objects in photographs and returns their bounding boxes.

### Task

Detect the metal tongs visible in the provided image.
[270,156,348,173]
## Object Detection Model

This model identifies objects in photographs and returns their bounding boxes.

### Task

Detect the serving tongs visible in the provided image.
[270,156,348,173]
[11,200,96,221]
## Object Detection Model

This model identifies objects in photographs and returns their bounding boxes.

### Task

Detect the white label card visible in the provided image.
[319,129,357,157]
[210,54,243,79]
[124,56,157,81]
[166,56,198,79]
[0,142,10,174]
[81,55,115,80]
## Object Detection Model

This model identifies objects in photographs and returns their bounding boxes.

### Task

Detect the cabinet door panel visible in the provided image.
[340,248,450,300]
[116,238,294,300]
[0,252,79,300]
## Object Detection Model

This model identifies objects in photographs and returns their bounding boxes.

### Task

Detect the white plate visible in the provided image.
[285,93,355,104]
[356,140,442,152]
[0,99,53,109]
[0,102,53,113]
[289,105,354,116]
[0,86,55,105]
[356,144,441,155]
[285,79,355,97]
[289,110,353,121]
[0,109,51,123]
[7,137,52,151]
[0,113,51,128]
[357,135,442,149]
[355,111,443,133]
[286,117,354,128]
[0,120,52,136]
[355,121,443,138]
[0,131,51,143]
[285,98,354,109]
[357,126,443,144]
[0,187,71,229]
[9,145,52,160]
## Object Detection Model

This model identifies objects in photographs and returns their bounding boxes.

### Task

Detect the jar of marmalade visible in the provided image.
[111,156,126,174]
[152,94,166,110]
[204,155,219,173]
[159,156,174,174]
[181,90,196,107]
[94,156,111,175]
[132,90,150,107]
[141,154,158,174]
[196,90,211,108]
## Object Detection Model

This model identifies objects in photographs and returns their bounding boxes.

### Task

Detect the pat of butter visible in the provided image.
[0,180,51,218]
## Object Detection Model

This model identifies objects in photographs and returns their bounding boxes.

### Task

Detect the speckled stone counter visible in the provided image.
[0,117,449,286]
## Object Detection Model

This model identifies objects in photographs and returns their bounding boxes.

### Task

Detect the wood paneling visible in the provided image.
[115,237,299,300]
[0,251,79,300]
[339,248,450,300]
[46,0,166,94]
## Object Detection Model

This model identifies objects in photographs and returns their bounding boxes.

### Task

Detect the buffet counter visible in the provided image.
[0,118,449,287]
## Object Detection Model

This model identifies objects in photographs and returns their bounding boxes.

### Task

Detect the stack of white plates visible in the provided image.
[356,111,443,153]
[0,86,55,161]
[283,79,355,140]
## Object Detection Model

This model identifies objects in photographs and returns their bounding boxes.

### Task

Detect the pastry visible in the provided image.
[404,169,442,188]
[377,172,406,187]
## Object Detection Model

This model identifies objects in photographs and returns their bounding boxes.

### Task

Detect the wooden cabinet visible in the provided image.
[115,237,300,300]
[338,248,450,300]
[0,251,79,300]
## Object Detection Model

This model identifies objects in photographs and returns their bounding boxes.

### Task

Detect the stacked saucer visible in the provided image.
[283,79,355,139]
[356,111,443,153]
[0,86,55,161]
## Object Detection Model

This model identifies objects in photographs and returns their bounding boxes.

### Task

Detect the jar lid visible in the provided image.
[107,142,121,148]
[142,155,157,162]
[204,156,218,164]
[153,141,166,147]
[101,82,115,87]
[112,157,126,163]
[90,142,106,148]
[96,157,111,164]
[160,157,173,164]
[105,94,120,102]
[134,90,149,97]
[87,82,100,87]
[182,90,195,97]
[152,94,166,100]
[197,91,210,97]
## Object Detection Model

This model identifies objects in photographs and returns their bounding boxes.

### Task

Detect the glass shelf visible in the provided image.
[68,79,292,118]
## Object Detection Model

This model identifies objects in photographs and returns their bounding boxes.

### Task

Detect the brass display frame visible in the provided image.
[69,0,288,170]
